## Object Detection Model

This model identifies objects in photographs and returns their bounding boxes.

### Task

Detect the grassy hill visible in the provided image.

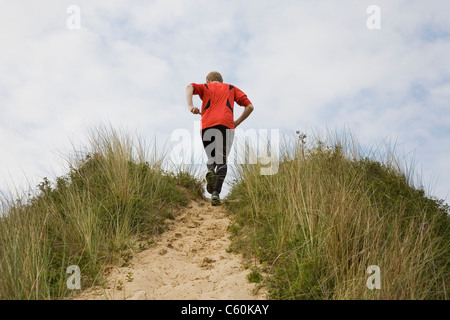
[0,127,448,300]
[0,126,203,300]
[225,131,449,300]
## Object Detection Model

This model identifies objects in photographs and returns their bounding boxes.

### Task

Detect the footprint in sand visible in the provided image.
[73,199,267,300]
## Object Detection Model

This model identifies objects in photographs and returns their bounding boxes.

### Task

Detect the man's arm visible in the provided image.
[186,85,200,115]
[234,104,254,128]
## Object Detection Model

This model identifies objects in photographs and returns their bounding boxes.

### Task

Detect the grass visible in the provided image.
[1,125,448,300]
[225,130,449,300]
[0,125,203,300]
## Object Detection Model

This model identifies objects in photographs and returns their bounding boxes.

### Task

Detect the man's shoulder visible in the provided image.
[218,83,237,91]
[207,82,243,92]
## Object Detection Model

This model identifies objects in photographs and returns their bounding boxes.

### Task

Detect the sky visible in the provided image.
[0,0,449,203]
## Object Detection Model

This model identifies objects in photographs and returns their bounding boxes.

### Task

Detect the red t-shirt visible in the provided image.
[190,82,252,130]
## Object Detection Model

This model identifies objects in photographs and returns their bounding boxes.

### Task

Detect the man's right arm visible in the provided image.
[186,84,200,114]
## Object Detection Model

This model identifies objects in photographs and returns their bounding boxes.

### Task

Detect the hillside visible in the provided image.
[0,127,206,299]
[0,127,448,300]
[225,132,449,299]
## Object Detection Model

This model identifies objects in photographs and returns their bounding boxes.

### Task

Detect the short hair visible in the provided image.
[206,71,223,83]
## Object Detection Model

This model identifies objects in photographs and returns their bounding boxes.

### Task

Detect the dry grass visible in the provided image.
[0,125,202,300]
[226,130,449,300]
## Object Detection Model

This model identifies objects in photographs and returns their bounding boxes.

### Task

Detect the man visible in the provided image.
[186,71,254,206]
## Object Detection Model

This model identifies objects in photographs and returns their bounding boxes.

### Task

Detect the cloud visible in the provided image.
[0,0,449,202]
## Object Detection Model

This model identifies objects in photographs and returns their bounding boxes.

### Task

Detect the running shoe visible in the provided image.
[211,191,221,206]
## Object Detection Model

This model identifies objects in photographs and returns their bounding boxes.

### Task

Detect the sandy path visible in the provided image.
[76,199,267,300]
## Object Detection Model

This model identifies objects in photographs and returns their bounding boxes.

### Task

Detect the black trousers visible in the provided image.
[201,125,234,194]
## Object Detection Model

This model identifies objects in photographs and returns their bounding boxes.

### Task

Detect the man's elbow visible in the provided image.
[186,85,194,95]
[246,104,254,112]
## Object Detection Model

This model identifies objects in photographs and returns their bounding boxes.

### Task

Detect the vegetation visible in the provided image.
[0,126,202,300]
[1,125,448,300]
[226,131,449,300]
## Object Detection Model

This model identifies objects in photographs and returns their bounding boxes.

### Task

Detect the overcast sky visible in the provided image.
[0,0,449,203]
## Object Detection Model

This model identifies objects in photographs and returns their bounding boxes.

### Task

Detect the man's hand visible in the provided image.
[189,106,201,115]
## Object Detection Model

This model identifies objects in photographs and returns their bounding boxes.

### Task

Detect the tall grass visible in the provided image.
[226,130,449,300]
[0,125,203,300]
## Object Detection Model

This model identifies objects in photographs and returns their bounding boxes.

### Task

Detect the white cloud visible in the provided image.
[0,0,449,202]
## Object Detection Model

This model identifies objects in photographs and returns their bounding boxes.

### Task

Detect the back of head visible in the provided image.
[206,71,223,83]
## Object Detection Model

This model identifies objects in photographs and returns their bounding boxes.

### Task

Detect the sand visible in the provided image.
[74,198,267,300]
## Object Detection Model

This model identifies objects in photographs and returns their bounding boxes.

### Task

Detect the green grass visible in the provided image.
[1,125,448,300]
[0,125,203,300]
[226,130,449,300]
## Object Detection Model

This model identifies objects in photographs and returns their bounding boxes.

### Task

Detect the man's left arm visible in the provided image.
[234,87,254,128]
[234,104,254,128]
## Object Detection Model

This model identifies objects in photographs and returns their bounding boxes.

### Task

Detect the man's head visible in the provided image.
[206,71,223,83]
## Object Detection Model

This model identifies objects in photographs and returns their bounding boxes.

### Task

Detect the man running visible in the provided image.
[186,71,254,205]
